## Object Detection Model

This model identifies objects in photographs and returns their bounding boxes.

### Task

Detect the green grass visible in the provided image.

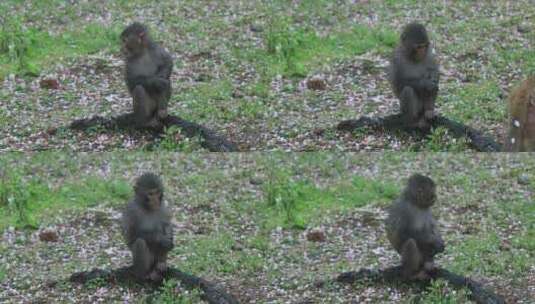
[150,279,203,304]
[155,126,203,152]
[445,81,505,124]
[0,264,5,284]
[177,233,265,275]
[0,170,130,230]
[232,16,397,106]
[262,170,398,229]
[241,20,396,79]
[0,15,119,78]
[423,127,470,152]
[408,279,470,304]
[446,191,534,279]
[449,232,531,276]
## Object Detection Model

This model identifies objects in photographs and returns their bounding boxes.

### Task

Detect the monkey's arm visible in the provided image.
[159,223,174,250]
[122,209,140,247]
[156,49,173,80]
[155,50,173,114]
[412,228,445,257]
[135,220,174,250]
[394,68,436,94]
[126,72,169,96]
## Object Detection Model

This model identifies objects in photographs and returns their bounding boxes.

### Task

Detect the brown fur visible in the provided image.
[385,174,444,280]
[389,23,440,130]
[506,77,535,151]
[121,173,174,282]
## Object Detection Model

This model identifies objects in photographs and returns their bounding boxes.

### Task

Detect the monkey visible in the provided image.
[120,23,173,128]
[506,76,535,152]
[385,174,445,281]
[389,22,440,130]
[121,173,174,282]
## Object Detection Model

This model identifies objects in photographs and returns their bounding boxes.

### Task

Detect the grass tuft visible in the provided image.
[262,169,398,229]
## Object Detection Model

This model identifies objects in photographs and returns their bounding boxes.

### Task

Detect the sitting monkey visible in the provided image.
[385,174,445,280]
[121,173,174,282]
[121,23,173,128]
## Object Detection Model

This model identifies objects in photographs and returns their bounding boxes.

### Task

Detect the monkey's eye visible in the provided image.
[415,44,428,50]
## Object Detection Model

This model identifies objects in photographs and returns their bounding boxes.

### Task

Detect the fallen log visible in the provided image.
[69,266,239,304]
[337,114,502,152]
[336,266,505,304]
[68,113,239,152]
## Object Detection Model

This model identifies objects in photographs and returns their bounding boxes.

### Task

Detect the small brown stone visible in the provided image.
[40,78,60,90]
[517,24,531,34]
[249,177,263,185]
[312,128,325,136]
[39,229,59,242]
[306,230,326,242]
[249,24,264,33]
[306,77,327,91]
[517,174,530,185]
[46,127,57,135]
[232,90,244,98]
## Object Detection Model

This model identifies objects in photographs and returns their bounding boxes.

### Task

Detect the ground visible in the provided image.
[0,153,533,303]
[1,1,534,152]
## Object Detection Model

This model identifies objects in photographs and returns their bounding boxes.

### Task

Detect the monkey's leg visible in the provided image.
[131,238,155,280]
[400,86,425,128]
[423,95,436,120]
[400,238,427,280]
[155,250,168,273]
[423,259,437,272]
[132,85,159,128]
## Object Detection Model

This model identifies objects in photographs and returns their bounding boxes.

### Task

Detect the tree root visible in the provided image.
[68,113,239,152]
[336,266,505,304]
[69,266,239,304]
[337,114,502,152]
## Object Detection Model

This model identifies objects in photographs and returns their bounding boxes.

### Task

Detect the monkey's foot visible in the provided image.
[147,119,161,128]
[414,119,431,131]
[424,110,435,120]
[423,261,437,272]
[409,270,431,281]
[157,109,168,120]
[147,270,164,282]
[155,262,168,273]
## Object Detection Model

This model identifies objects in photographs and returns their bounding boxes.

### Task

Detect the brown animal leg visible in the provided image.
[401,238,428,280]
[132,85,158,128]
[131,238,154,280]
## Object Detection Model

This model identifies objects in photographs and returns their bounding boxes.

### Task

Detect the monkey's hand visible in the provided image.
[147,78,169,91]
[132,75,149,87]
[420,79,438,92]
[430,237,445,255]
[159,236,174,251]
[157,109,168,119]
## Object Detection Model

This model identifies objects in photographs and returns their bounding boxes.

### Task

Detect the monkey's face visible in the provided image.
[121,33,145,58]
[413,42,429,62]
[415,185,436,208]
[144,188,162,210]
